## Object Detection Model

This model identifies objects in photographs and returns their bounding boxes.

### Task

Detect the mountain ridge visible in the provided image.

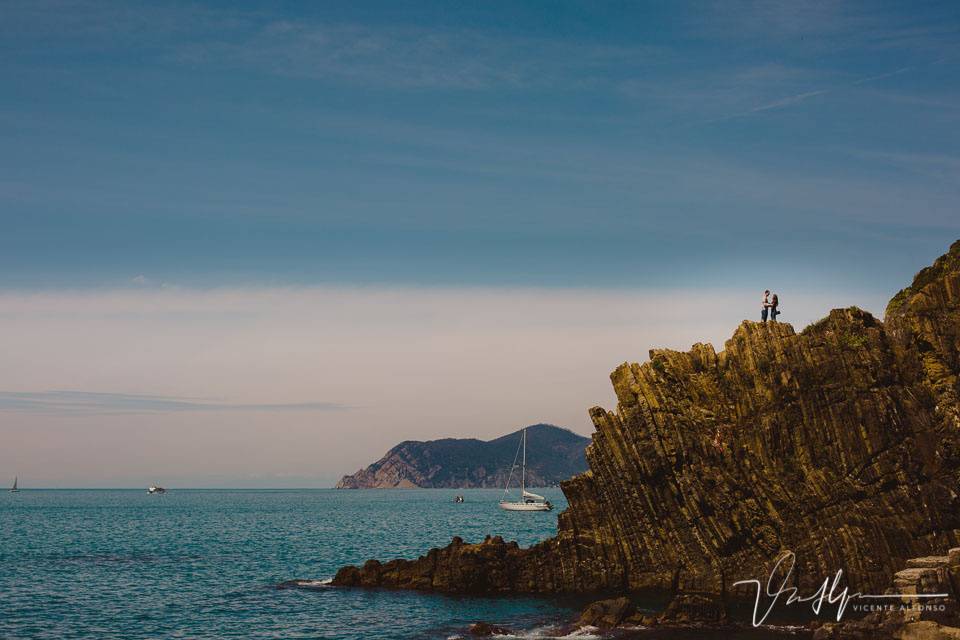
[335,423,589,489]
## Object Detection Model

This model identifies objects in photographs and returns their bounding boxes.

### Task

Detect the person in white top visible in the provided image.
[762,290,771,322]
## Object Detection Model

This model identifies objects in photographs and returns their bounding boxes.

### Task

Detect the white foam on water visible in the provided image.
[291,578,333,588]
[761,624,807,634]
[554,628,603,640]
[496,625,605,640]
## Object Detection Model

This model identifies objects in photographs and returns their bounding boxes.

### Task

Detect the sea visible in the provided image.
[1,489,805,639]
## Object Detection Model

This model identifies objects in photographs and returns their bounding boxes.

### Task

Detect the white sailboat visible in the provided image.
[10,477,18,493]
[499,428,553,511]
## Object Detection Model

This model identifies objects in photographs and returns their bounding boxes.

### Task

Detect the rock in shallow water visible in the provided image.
[467,621,513,636]
[576,596,635,629]
[657,593,726,625]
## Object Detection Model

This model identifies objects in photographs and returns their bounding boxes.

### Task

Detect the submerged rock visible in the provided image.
[334,240,960,604]
[576,596,636,629]
[467,621,513,636]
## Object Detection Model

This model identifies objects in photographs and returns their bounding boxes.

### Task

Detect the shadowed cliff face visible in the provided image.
[334,241,960,596]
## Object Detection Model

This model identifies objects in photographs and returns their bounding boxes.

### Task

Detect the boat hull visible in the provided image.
[499,501,552,511]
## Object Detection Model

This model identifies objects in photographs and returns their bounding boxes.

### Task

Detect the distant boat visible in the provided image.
[147,486,166,494]
[10,477,18,493]
[499,428,552,512]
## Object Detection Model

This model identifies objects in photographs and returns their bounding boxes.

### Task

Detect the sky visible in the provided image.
[2,1,959,486]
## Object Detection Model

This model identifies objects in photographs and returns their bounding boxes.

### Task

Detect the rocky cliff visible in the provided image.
[814,547,960,639]
[334,241,960,601]
[335,423,588,489]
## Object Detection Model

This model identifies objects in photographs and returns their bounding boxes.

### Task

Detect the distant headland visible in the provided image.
[335,423,588,489]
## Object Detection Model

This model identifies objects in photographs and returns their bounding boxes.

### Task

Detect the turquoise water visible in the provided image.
[2,489,804,639]
[1,488,582,639]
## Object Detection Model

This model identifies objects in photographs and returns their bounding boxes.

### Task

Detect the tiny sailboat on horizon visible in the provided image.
[499,428,552,512]
[10,477,18,493]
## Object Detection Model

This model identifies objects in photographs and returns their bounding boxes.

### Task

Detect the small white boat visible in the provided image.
[147,486,166,494]
[10,477,18,493]
[499,428,552,512]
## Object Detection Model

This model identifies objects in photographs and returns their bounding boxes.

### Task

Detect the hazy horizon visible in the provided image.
[3,1,958,487]
[0,283,900,488]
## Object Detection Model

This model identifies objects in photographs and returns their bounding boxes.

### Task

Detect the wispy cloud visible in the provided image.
[698,61,925,125]
[853,67,912,85]
[844,149,960,183]
[4,3,664,91]
[170,20,663,90]
[689,2,960,58]
[0,391,349,415]
[750,89,828,112]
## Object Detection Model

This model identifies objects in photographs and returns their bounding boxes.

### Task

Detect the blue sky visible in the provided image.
[3,0,958,292]
[2,2,960,486]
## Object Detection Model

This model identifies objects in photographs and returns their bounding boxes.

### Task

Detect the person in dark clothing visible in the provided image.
[770,293,780,322]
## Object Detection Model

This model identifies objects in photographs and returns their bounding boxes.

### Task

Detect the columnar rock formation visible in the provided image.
[334,241,960,599]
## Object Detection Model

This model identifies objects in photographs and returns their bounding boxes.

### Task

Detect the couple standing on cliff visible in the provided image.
[761,290,780,322]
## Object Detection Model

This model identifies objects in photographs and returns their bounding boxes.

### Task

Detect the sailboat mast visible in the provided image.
[521,428,526,494]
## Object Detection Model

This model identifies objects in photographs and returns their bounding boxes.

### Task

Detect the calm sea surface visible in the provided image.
[1,489,801,639]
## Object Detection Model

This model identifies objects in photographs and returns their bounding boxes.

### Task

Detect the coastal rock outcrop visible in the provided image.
[335,423,588,489]
[813,547,960,639]
[468,622,514,636]
[575,596,636,629]
[334,241,960,604]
